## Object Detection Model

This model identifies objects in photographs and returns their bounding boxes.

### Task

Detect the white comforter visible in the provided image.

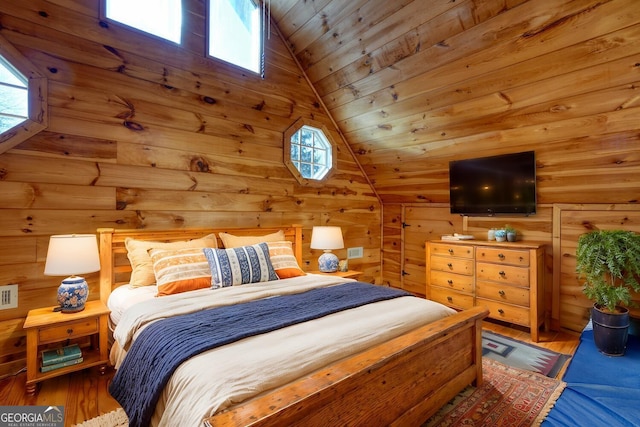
[110,275,456,426]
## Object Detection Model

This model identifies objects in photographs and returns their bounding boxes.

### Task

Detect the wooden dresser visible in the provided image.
[426,239,545,341]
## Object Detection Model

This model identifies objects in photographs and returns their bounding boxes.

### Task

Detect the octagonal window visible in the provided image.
[0,33,47,154]
[284,118,336,184]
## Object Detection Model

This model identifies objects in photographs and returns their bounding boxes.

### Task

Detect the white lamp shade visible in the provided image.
[310,226,344,250]
[44,234,101,276]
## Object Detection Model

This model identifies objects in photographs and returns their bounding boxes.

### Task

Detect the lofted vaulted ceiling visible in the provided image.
[269,0,640,204]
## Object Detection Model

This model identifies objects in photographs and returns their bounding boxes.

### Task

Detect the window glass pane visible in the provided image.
[0,58,26,87]
[301,146,312,163]
[209,0,261,73]
[290,143,299,161]
[0,85,28,116]
[106,0,182,44]
[314,149,326,164]
[301,129,313,146]
[300,163,312,178]
[0,116,23,133]
[0,56,29,134]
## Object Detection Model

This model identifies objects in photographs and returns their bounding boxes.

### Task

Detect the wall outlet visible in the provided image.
[0,284,18,309]
[347,247,363,259]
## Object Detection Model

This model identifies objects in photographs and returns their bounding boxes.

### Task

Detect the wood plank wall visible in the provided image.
[270,0,640,335]
[0,0,380,376]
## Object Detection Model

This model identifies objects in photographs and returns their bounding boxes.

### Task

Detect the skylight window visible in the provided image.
[105,0,182,44]
[208,0,262,74]
[0,56,28,134]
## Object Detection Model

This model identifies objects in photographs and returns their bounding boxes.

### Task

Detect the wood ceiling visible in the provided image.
[269,0,640,204]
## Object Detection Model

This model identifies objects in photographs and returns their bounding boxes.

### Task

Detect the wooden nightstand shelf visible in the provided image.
[23,299,110,394]
[308,270,363,280]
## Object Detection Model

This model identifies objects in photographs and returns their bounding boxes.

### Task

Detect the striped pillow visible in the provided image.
[267,241,305,279]
[149,247,212,296]
[203,243,278,289]
[125,234,217,288]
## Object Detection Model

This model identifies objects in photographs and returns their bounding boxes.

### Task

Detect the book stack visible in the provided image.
[40,344,83,373]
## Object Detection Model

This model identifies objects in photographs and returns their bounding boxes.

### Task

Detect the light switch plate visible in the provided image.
[0,284,18,310]
[347,247,363,259]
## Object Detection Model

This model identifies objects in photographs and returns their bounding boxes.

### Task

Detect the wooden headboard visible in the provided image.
[97,225,303,304]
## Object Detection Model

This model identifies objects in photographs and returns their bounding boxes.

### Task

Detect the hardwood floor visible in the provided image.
[0,364,120,426]
[0,322,580,427]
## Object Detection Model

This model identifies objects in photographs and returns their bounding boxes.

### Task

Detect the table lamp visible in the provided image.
[44,234,101,313]
[310,226,344,273]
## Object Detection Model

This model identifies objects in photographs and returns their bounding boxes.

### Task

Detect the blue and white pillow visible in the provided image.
[203,243,278,288]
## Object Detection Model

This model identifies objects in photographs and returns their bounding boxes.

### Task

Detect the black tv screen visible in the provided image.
[449,151,536,216]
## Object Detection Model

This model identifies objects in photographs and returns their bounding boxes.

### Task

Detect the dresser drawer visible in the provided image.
[38,318,99,344]
[430,270,474,293]
[476,281,530,307]
[430,256,474,275]
[477,298,530,326]
[429,243,474,259]
[476,247,529,267]
[477,262,529,287]
[430,287,474,310]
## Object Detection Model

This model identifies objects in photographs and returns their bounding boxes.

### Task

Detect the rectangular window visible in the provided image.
[208,0,262,75]
[105,0,182,44]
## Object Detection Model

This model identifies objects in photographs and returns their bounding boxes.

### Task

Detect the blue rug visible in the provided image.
[542,327,640,426]
[482,330,571,378]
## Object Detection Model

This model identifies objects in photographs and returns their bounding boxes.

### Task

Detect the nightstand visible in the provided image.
[23,299,110,394]
[308,270,363,280]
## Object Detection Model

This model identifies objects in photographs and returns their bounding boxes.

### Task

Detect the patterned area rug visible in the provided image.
[482,330,571,377]
[424,358,566,427]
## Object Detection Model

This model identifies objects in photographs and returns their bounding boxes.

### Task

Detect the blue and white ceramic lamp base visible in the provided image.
[318,251,339,273]
[57,276,89,313]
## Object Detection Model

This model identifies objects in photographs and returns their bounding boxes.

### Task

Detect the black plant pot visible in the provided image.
[591,304,629,356]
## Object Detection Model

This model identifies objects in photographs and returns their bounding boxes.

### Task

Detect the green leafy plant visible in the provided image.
[504,225,516,234]
[576,230,640,313]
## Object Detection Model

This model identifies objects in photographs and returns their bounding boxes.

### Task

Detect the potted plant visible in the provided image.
[576,229,640,355]
[505,225,517,242]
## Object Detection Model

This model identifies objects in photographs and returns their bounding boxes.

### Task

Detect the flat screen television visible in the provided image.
[449,151,536,216]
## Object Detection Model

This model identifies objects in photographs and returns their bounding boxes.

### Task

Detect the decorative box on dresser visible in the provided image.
[426,240,545,342]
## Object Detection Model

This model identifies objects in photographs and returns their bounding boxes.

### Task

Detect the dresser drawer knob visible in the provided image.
[498,290,505,296]
[498,253,505,259]
[499,270,506,277]
[498,309,505,315]
[67,328,73,335]
[447,296,453,302]
[448,248,454,254]
[447,279,453,285]
[447,263,453,269]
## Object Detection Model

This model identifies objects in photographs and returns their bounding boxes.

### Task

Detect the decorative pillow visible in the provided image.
[149,248,212,296]
[203,243,278,288]
[267,241,305,279]
[125,234,217,287]
[219,230,285,248]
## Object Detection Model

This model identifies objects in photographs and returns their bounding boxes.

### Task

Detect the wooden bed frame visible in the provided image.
[97,225,488,427]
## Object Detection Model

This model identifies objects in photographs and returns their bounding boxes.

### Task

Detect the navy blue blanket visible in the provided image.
[109,282,410,427]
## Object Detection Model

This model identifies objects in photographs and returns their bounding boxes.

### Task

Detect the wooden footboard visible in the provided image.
[204,305,488,427]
